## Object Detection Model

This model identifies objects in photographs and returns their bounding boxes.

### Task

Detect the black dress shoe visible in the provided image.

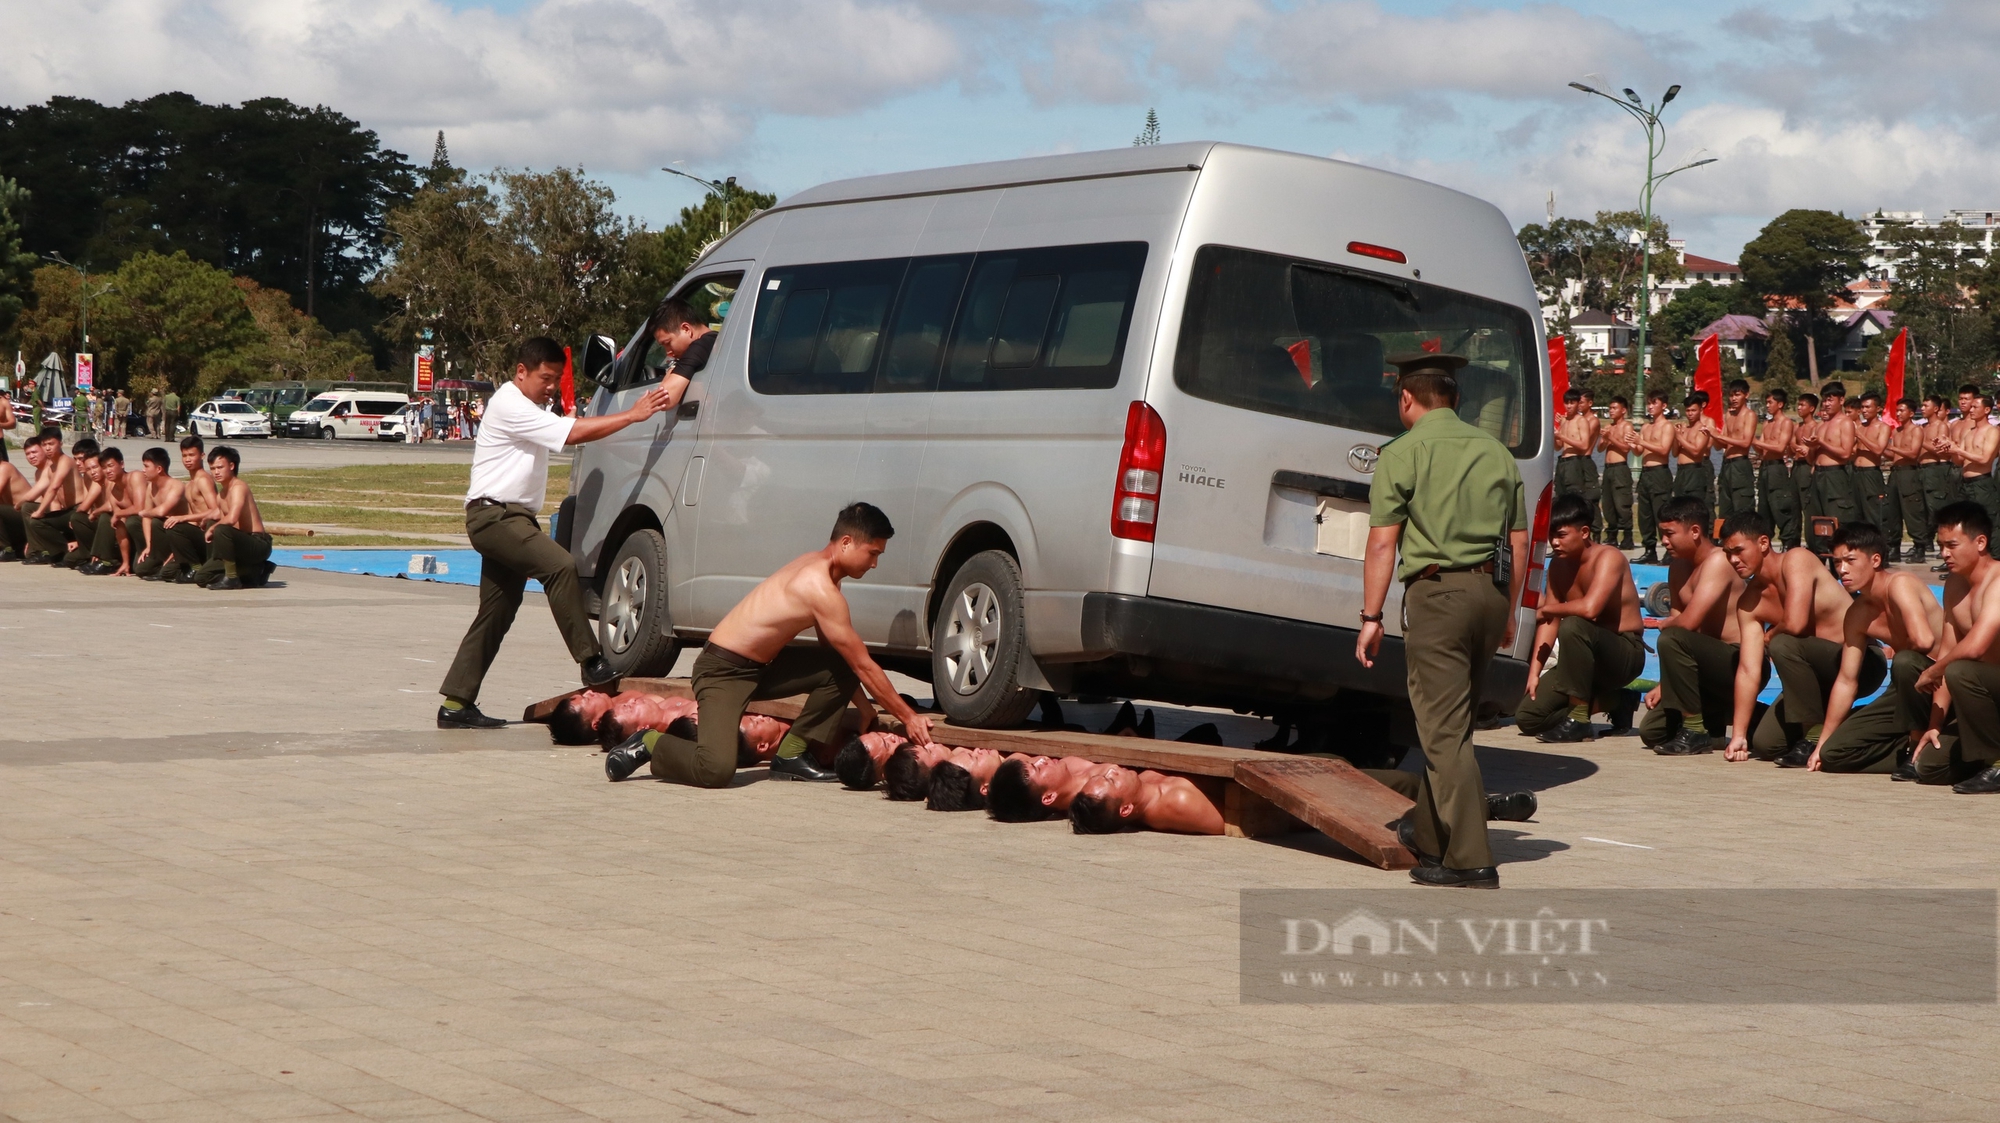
[1536,717,1596,743]
[1951,764,2000,793]
[1652,728,1714,755]
[437,703,506,729]
[605,732,652,781]
[1775,739,1816,768]
[1409,864,1499,889]
[1933,561,1952,573]
[769,752,839,782]
[20,551,52,565]
[580,655,621,689]
[1638,549,1660,565]
[1906,548,1926,565]
[1890,744,1919,782]
[1486,791,1537,822]
[77,560,112,575]
[0,548,19,562]
[208,575,244,590]
[1395,815,1440,868]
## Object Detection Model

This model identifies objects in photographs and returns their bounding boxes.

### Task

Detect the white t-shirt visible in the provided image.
[465,381,576,507]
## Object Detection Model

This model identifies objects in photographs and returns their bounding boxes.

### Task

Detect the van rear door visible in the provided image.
[1145,245,1539,635]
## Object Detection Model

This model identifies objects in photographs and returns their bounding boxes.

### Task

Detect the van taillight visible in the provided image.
[1520,481,1554,610]
[1112,401,1167,541]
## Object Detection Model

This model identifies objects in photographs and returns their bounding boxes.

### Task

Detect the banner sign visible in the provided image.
[75,353,94,391]
[415,345,435,393]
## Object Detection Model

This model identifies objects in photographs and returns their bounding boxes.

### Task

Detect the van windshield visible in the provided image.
[1173,245,1539,456]
[297,397,334,414]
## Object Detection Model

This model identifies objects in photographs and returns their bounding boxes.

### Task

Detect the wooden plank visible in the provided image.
[1233,758,1417,870]
[1222,782,1307,839]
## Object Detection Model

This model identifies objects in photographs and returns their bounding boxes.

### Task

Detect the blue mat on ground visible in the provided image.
[272,548,539,592]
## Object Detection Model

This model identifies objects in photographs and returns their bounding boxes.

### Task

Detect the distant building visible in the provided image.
[1652,239,1742,311]
[1695,314,1771,374]
[1859,209,2000,279]
[1567,310,1634,357]
[1833,308,1897,372]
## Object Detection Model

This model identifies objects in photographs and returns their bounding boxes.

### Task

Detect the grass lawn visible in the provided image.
[245,464,567,540]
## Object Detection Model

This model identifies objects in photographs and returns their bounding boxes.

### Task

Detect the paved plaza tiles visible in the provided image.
[2,564,1997,1122]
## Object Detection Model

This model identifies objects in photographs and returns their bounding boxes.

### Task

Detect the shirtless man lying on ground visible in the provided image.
[1069,765,1226,835]
[546,691,696,745]
[834,731,917,790]
[604,501,931,785]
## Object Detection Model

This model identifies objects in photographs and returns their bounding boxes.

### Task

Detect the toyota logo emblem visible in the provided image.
[1348,445,1380,474]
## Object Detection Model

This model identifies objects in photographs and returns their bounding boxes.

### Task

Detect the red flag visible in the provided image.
[560,345,576,416]
[1548,334,1568,408]
[1286,339,1317,388]
[1695,333,1722,406]
[1885,327,1907,408]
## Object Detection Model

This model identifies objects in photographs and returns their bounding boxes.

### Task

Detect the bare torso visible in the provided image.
[1546,541,1643,633]
[709,551,847,663]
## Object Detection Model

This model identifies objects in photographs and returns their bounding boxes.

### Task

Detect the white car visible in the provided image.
[189,399,272,439]
[376,404,411,441]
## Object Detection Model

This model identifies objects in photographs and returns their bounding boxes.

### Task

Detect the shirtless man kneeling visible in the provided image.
[605,501,934,785]
[1638,496,1746,754]
[1811,523,1944,774]
[1913,502,2000,791]
[1515,494,1645,742]
[1722,512,1882,765]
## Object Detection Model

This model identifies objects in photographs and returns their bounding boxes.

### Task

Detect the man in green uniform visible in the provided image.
[1754,389,1801,552]
[1553,388,1600,535]
[1792,393,1821,549]
[1713,380,1758,522]
[1357,352,1528,889]
[161,389,181,439]
[1599,394,1637,549]
[1920,395,1961,569]
[437,336,676,728]
[1634,390,1677,564]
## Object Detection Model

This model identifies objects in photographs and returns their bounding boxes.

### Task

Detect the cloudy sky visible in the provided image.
[5,0,1996,260]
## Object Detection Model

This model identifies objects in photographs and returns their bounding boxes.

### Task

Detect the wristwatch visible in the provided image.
[1358,611,1384,624]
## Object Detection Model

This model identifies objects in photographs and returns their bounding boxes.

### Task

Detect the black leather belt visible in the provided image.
[1407,559,1495,583]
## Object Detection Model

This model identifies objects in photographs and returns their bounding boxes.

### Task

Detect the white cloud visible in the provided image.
[0,0,965,170]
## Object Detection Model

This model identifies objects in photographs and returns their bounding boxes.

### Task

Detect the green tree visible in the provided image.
[612,186,777,332]
[0,93,414,341]
[1875,217,1992,398]
[373,177,513,379]
[1132,108,1161,146]
[1652,280,1737,378]
[203,277,379,389]
[1738,209,1868,386]
[12,264,86,371]
[95,251,260,397]
[0,176,36,339]
[1761,328,1799,398]
[1517,210,1682,322]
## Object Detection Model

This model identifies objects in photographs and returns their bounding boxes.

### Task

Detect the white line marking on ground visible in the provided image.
[1582,836,1655,850]
[398,689,426,693]
[148,623,173,628]
[43,609,63,613]
[404,657,434,662]
[267,638,293,643]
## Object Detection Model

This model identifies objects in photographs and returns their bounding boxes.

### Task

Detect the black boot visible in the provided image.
[605,732,652,781]
[1638,547,1660,565]
[1536,717,1596,743]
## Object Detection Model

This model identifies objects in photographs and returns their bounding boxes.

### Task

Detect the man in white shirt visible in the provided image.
[438,336,678,728]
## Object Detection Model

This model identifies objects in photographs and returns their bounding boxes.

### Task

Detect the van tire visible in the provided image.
[600,529,680,678]
[932,550,1039,728]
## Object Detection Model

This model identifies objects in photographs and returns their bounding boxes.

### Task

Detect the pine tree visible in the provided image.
[1132,108,1161,147]
[1760,327,1799,399]
[423,131,461,190]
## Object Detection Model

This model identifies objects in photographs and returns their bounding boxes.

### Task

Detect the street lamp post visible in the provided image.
[1566,83,1715,413]
[659,166,741,237]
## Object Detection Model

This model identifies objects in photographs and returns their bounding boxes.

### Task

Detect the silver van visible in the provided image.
[561,142,1555,737]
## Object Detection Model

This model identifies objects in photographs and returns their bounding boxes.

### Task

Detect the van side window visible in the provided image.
[877,255,971,393]
[1172,244,1539,456]
[750,259,905,394]
[942,242,1146,392]
[619,272,743,391]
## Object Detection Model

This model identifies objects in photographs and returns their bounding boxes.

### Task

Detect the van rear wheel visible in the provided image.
[600,529,680,677]
[932,550,1039,728]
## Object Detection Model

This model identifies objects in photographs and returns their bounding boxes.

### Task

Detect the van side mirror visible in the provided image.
[582,334,619,388]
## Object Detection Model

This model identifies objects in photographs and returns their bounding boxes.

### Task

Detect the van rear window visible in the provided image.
[1173,245,1539,456]
[943,242,1145,392]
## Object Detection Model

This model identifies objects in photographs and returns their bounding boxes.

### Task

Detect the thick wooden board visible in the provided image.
[1234,758,1417,870]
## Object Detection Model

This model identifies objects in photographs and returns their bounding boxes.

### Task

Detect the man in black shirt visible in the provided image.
[652,298,716,389]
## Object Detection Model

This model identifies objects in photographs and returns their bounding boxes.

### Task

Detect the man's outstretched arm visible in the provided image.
[809,584,933,744]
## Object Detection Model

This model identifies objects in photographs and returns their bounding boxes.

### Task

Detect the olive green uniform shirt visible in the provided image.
[1369,406,1527,582]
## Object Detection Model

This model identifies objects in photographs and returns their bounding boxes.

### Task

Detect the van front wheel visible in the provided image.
[932,550,1038,728]
[600,529,680,678]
